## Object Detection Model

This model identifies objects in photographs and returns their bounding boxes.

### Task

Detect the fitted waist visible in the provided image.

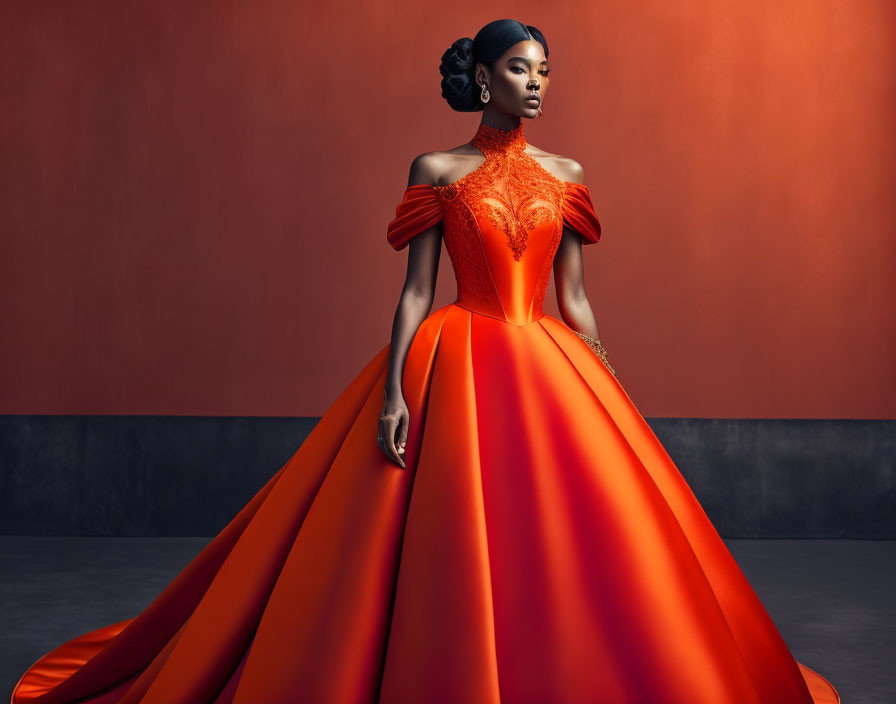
[452,298,546,327]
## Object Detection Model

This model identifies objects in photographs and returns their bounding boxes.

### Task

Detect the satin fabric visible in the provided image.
[386,179,599,252]
[12,122,839,703]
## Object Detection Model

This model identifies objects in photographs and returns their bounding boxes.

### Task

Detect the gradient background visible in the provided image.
[1,0,894,418]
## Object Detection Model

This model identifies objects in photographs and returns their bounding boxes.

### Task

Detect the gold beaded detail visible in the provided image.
[574,331,617,378]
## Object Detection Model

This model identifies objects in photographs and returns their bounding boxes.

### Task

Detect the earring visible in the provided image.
[480,81,490,103]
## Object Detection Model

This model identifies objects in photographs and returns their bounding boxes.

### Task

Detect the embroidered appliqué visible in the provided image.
[431,122,567,319]
[439,197,499,308]
[532,218,565,312]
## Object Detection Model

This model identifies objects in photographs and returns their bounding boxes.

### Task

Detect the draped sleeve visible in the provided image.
[386,185,443,251]
[561,182,601,244]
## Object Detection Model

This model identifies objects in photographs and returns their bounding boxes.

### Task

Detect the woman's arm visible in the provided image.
[378,154,443,468]
[552,160,616,376]
[553,226,602,340]
[553,158,602,341]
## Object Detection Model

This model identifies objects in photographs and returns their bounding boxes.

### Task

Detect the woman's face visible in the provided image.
[476,39,550,118]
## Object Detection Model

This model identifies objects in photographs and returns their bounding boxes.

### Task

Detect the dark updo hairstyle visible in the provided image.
[439,19,549,112]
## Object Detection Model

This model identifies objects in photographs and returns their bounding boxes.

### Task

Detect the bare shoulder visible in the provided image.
[527,144,586,184]
[557,156,586,184]
[407,141,488,188]
[406,151,444,188]
[409,143,586,187]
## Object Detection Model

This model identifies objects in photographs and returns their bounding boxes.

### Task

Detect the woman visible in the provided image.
[12,19,839,704]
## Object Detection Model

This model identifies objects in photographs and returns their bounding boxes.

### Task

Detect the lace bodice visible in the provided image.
[386,122,601,326]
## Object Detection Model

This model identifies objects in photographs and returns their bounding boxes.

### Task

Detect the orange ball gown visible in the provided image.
[11,122,840,704]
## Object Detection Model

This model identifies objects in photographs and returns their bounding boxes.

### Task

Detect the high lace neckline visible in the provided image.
[471,122,527,155]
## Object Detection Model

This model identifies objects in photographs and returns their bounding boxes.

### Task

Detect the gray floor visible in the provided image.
[1,536,892,703]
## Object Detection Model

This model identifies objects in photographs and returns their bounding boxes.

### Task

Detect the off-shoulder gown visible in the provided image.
[11,122,840,704]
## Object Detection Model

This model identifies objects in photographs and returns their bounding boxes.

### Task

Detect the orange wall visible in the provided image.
[1,1,893,418]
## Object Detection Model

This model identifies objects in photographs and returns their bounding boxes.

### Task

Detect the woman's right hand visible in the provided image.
[378,388,409,469]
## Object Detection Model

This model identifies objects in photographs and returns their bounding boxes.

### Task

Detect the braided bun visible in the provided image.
[439,37,483,113]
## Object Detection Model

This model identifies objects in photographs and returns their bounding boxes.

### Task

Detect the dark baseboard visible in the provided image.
[1,415,892,538]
